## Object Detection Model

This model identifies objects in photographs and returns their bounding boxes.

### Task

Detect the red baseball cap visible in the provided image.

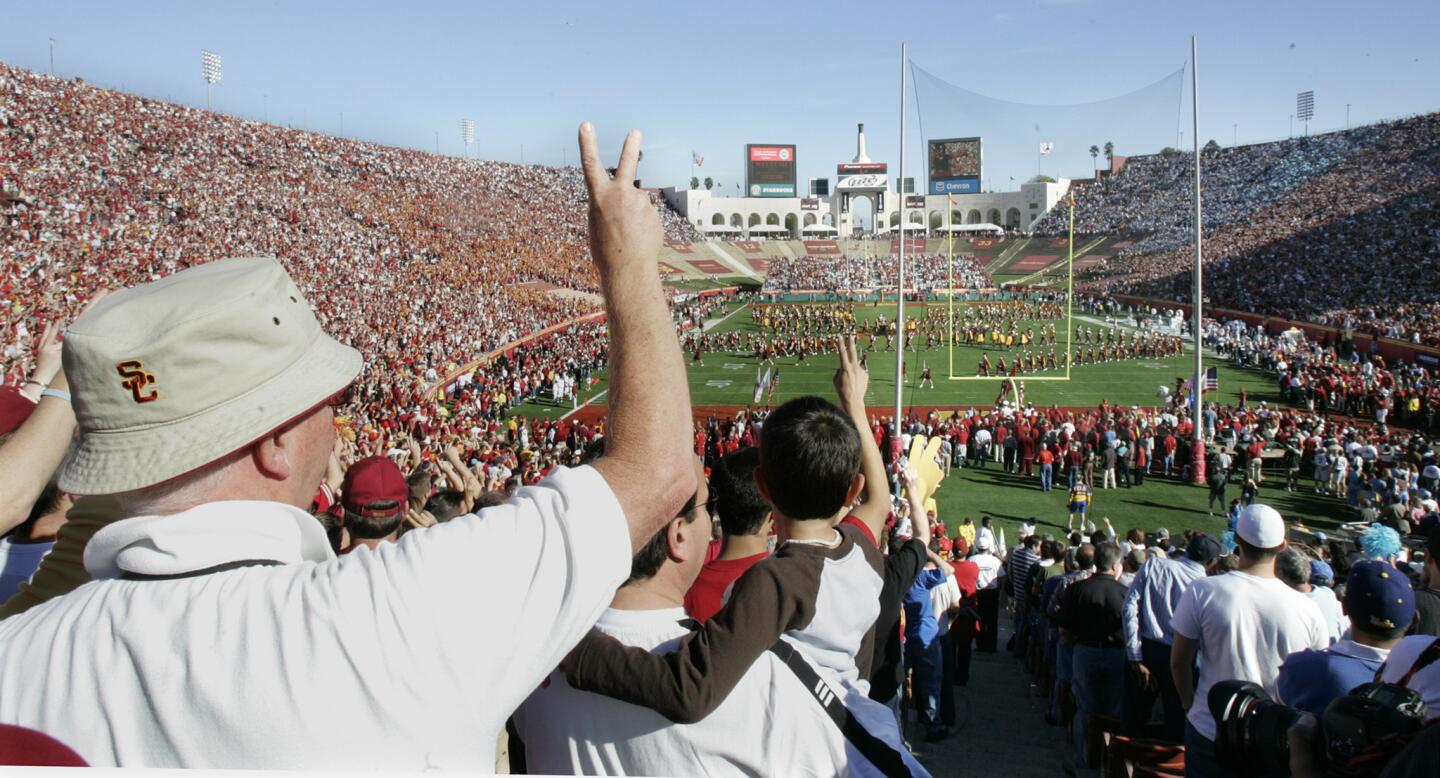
[0,387,37,436]
[340,456,408,517]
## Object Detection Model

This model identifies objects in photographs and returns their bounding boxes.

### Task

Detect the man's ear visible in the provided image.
[666,516,689,563]
[252,433,294,482]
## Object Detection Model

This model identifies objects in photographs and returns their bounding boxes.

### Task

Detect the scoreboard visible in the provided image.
[746,144,797,197]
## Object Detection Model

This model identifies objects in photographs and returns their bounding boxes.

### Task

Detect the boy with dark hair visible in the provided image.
[565,338,927,775]
[685,446,772,624]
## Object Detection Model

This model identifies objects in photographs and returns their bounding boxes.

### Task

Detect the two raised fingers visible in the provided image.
[577,122,642,195]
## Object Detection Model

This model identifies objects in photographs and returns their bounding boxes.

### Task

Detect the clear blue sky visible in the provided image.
[2,0,1436,190]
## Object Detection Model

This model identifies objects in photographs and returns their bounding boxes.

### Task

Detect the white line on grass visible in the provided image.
[561,389,608,420]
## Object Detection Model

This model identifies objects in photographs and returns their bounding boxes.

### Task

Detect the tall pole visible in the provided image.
[1346,104,1351,129]
[48,37,54,75]
[893,42,908,463]
[1190,35,1206,485]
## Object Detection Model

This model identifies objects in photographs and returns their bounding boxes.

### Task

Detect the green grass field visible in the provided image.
[680,301,1280,409]
[509,299,1358,541]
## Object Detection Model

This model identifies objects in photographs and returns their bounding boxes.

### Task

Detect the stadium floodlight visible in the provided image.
[201,50,222,111]
[1297,91,1314,136]
[461,119,475,157]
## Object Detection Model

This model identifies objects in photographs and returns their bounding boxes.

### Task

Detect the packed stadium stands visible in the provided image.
[1032,114,1440,344]
[0,61,718,465]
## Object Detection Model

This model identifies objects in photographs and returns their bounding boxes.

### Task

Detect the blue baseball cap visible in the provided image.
[1344,561,1416,633]
[1309,559,1335,586]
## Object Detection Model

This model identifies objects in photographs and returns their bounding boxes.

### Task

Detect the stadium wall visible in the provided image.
[1113,295,1440,367]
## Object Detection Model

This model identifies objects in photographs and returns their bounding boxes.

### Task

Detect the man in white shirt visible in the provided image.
[971,534,1003,652]
[1170,504,1329,777]
[0,126,697,769]
[514,457,868,776]
[1277,552,1345,644]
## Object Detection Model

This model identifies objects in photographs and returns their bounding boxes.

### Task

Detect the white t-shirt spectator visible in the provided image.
[0,465,630,769]
[513,606,852,775]
[1304,586,1347,645]
[1171,571,1329,741]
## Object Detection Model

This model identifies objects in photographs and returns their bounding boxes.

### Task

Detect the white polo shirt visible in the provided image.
[0,465,630,769]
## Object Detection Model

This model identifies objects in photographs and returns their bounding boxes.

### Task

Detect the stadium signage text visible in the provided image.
[836,174,887,190]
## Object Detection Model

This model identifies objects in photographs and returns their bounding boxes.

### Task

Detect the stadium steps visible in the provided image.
[984,237,1034,273]
[912,619,1066,776]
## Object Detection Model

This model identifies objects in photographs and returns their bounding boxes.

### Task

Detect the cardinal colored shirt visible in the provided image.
[685,551,768,624]
[0,466,629,769]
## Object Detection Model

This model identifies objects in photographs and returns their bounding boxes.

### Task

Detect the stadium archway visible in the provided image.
[748,213,762,227]
[822,212,835,226]
[929,210,943,230]
[711,213,725,225]
[766,213,780,226]
[730,213,743,228]
[803,212,817,227]
[1005,208,1021,229]
[849,194,875,234]
[968,209,982,224]
[987,208,1002,225]
[784,213,798,236]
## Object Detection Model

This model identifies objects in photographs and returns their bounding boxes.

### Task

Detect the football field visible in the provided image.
[512,300,1356,541]
[678,300,1278,410]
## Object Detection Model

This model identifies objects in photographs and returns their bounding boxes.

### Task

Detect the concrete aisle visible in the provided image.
[911,625,1071,777]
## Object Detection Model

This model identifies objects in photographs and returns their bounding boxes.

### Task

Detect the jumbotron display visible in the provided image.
[746,144,797,197]
[928,136,982,194]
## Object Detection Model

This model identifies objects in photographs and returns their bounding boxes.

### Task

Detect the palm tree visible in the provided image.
[690,176,700,190]
[1103,141,1115,168]
[1089,145,1100,176]
[703,176,714,190]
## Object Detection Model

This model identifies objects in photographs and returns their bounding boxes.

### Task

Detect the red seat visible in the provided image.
[0,724,87,766]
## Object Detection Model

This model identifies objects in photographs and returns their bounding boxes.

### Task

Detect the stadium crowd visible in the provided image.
[762,252,992,293]
[2,58,1440,778]
[1035,113,1440,346]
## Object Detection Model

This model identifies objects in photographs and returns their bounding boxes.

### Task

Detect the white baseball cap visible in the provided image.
[59,258,362,495]
[1235,503,1286,549]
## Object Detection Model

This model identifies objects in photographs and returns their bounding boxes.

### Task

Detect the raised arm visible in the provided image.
[834,336,888,541]
[565,559,811,723]
[579,124,696,552]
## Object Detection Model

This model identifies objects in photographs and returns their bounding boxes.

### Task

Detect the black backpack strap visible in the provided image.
[768,639,916,777]
[119,559,284,581]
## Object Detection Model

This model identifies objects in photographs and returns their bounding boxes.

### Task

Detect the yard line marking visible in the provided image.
[560,389,608,421]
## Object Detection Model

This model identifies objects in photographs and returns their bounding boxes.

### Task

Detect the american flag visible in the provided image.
[692,151,704,167]
[1204,367,1219,391]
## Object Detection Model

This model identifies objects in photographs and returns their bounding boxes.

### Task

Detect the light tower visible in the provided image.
[461,118,475,158]
[201,50,222,111]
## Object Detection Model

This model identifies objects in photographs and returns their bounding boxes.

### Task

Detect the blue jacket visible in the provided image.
[902,568,948,648]
[1276,638,1389,716]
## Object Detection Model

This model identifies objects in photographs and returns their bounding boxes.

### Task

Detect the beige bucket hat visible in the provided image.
[58,257,363,495]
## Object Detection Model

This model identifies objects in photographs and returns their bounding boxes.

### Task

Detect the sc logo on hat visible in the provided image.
[115,360,159,403]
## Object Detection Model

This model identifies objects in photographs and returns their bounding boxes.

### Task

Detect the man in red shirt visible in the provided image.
[684,447,772,623]
[1038,445,1057,492]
